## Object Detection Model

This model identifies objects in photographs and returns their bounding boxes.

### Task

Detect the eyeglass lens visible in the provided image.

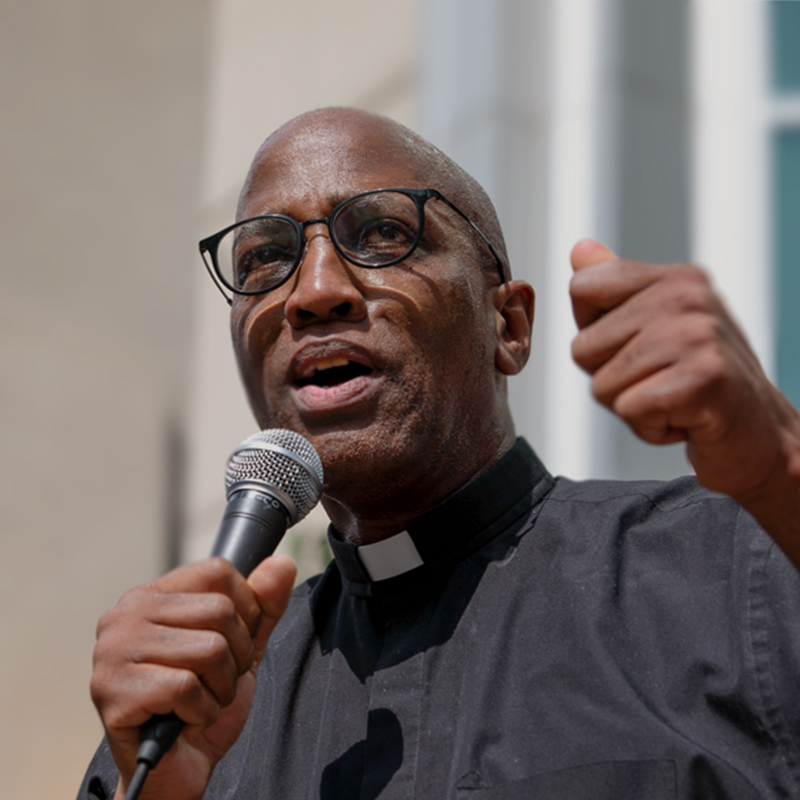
[216,191,422,294]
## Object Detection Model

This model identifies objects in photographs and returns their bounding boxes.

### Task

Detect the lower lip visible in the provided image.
[291,372,381,414]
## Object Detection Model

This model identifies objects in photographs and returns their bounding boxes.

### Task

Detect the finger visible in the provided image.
[126,558,264,639]
[94,607,245,712]
[595,320,740,447]
[569,239,618,330]
[571,271,697,373]
[571,299,640,375]
[570,238,618,272]
[570,261,667,331]
[611,359,719,446]
[246,554,297,661]
[138,593,255,676]
[589,313,718,411]
[125,626,242,708]
[94,662,222,734]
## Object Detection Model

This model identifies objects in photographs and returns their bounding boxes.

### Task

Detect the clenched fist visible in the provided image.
[91,555,296,800]
[569,239,800,567]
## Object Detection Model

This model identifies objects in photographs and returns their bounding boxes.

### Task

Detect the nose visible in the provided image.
[283,230,368,328]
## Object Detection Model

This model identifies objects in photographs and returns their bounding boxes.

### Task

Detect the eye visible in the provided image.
[228,222,299,290]
[250,241,295,266]
[332,192,421,265]
[358,217,415,246]
[235,241,294,284]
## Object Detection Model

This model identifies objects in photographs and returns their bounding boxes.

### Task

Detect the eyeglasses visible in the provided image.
[199,188,507,304]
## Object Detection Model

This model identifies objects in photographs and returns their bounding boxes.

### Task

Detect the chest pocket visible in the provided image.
[456,759,676,799]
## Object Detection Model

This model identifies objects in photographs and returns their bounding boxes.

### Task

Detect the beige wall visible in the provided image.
[0,0,417,795]
[0,2,209,795]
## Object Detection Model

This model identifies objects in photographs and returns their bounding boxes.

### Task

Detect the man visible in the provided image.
[80,108,800,799]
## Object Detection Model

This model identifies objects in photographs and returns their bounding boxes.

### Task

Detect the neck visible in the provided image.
[322,430,516,545]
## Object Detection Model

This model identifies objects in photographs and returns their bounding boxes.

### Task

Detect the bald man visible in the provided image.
[80,109,800,800]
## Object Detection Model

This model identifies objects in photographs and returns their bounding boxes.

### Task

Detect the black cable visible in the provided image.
[124,763,150,800]
[123,713,183,800]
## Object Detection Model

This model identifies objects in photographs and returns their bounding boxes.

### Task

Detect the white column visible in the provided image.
[691,0,773,376]
[541,0,609,479]
[420,0,606,477]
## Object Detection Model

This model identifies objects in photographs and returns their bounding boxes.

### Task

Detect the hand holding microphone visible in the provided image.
[90,430,322,800]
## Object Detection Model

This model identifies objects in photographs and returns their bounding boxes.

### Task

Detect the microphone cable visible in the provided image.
[124,715,183,800]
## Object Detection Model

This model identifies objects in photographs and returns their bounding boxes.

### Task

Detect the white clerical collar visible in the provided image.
[357,530,424,581]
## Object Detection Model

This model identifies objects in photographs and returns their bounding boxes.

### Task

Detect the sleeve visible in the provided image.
[745,507,800,795]
[75,739,119,800]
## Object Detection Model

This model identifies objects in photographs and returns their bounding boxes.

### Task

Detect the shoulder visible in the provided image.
[542,473,748,535]
[530,474,768,589]
[548,472,726,510]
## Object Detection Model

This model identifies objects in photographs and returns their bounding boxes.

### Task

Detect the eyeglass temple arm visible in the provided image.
[199,242,234,306]
[429,191,507,284]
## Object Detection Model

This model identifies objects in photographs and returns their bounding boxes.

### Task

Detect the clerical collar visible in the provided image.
[327,438,553,596]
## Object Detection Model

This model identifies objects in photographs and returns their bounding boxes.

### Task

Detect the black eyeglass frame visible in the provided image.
[199,187,507,305]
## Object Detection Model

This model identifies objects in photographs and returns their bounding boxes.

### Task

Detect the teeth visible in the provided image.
[315,357,349,372]
[298,357,350,380]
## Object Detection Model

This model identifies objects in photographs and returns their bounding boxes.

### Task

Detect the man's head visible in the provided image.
[228,108,534,539]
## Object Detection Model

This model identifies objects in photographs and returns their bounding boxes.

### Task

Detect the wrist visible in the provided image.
[732,393,800,568]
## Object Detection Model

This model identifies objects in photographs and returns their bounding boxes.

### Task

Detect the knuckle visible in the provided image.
[100,701,133,733]
[667,266,714,310]
[207,593,238,627]
[571,335,588,367]
[206,556,235,583]
[92,638,113,669]
[118,580,157,606]
[568,272,585,298]
[681,316,727,363]
[672,262,708,283]
[673,283,707,313]
[613,396,650,435]
[216,682,237,709]
[571,330,603,373]
[90,668,133,724]
[591,375,614,408]
[203,631,231,668]
[89,669,111,707]
[693,349,728,389]
[95,606,121,638]
[174,669,205,705]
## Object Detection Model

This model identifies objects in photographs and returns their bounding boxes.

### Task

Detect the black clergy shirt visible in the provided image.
[79,439,800,799]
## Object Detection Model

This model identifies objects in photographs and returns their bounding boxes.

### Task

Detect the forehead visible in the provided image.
[238,117,428,220]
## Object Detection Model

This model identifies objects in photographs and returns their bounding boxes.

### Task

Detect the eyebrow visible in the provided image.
[246,189,378,221]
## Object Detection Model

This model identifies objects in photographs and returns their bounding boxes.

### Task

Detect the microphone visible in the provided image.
[127,429,323,800]
[211,428,324,576]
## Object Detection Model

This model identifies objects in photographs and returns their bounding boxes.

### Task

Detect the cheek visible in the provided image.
[411,287,496,395]
[231,299,287,400]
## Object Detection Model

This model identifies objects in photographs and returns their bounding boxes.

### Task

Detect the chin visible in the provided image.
[255,400,430,488]
[314,426,411,484]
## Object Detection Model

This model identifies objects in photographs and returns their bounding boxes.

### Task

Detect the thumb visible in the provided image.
[246,553,297,660]
[571,238,617,272]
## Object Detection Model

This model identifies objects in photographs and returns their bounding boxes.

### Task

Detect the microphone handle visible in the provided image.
[211,489,291,577]
[135,490,291,774]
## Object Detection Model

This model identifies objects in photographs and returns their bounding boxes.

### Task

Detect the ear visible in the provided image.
[494,279,535,376]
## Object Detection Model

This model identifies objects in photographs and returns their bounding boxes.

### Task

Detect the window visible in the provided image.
[770,1,800,409]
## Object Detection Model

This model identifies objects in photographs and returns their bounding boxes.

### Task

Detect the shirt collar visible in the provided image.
[327,438,553,596]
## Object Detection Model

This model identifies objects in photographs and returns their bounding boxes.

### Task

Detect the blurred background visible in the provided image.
[1,0,799,795]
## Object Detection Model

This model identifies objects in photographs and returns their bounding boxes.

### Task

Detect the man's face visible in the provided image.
[231,117,507,502]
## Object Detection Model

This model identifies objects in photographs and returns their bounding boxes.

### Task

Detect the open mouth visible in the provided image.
[295,358,374,389]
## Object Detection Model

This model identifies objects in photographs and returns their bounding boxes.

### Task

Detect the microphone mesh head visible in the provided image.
[225,429,323,524]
